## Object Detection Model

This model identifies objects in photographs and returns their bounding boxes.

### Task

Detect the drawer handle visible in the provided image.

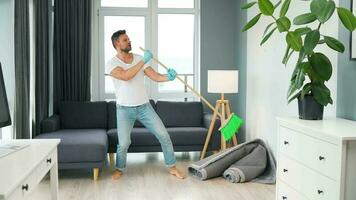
[319,156,325,161]
[46,158,52,164]
[317,190,324,195]
[22,184,29,191]
[284,141,289,145]
[283,169,288,173]
[282,196,287,200]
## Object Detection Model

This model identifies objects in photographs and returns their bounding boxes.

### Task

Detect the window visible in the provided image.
[97,0,200,101]
[157,14,194,93]
[158,0,194,8]
[101,0,148,8]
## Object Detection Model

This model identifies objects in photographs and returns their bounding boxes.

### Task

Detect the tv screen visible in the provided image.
[0,62,11,128]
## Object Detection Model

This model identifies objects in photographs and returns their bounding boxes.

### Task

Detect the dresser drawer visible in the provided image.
[279,126,340,180]
[7,148,57,199]
[6,187,22,200]
[277,179,308,200]
[278,155,338,200]
[44,148,57,171]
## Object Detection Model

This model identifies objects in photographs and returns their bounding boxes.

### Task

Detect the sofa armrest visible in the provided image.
[41,115,60,133]
[203,112,221,150]
[203,112,221,129]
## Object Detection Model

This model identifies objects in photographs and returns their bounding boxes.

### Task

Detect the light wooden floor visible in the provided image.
[30,152,275,200]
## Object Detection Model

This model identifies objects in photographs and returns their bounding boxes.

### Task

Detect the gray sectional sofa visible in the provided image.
[36,100,221,180]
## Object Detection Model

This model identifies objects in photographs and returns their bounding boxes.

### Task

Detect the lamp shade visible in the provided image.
[208,70,238,93]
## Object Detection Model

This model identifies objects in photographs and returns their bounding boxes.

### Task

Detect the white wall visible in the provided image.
[246,0,339,153]
[0,0,15,140]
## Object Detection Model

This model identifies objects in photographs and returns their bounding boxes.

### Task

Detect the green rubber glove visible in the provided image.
[143,50,152,64]
[167,68,177,81]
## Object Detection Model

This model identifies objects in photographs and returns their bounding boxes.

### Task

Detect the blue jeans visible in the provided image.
[115,102,176,171]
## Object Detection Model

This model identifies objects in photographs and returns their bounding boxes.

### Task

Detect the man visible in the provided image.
[106,30,185,180]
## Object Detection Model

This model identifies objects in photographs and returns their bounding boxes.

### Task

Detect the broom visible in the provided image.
[139,47,243,141]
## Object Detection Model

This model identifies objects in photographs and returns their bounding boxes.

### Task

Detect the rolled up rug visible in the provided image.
[188,143,257,180]
[188,139,276,184]
[223,144,267,183]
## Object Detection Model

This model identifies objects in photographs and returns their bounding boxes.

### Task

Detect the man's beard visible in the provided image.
[121,46,131,53]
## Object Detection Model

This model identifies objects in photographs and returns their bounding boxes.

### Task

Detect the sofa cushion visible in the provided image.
[107,129,117,146]
[59,101,107,129]
[166,127,209,145]
[107,127,209,147]
[107,100,156,129]
[36,129,108,163]
[155,101,203,127]
[107,101,117,129]
[107,128,160,147]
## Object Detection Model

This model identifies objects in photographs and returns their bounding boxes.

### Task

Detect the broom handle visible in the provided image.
[139,47,221,117]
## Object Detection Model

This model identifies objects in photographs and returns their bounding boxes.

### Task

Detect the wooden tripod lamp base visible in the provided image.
[200,93,238,160]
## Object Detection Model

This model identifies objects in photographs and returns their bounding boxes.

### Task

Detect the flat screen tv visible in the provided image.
[0,62,11,128]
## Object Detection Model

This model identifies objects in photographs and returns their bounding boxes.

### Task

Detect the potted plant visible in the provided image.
[242,0,356,120]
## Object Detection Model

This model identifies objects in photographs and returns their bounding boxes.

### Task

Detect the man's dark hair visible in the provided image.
[111,30,126,49]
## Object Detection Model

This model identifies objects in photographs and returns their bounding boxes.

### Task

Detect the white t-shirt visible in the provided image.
[105,54,150,106]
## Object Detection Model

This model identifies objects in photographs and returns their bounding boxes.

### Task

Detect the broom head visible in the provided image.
[219,113,243,141]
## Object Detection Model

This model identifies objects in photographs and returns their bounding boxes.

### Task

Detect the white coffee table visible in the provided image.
[0,139,60,200]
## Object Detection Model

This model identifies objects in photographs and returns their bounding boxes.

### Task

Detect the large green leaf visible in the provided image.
[263,22,276,36]
[242,1,257,9]
[294,27,312,36]
[283,47,294,65]
[289,82,312,103]
[276,16,291,32]
[301,62,313,83]
[298,47,307,63]
[290,60,299,81]
[337,7,356,31]
[304,30,320,54]
[280,0,291,17]
[288,90,301,103]
[318,39,326,44]
[309,52,333,81]
[286,50,295,65]
[310,0,326,14]
[306,63,323,82]
[300,83,313,99]
[242,13,262,32]
[324,36,345,52]
[258,0,275,16]
[311,0,335,23]
[286,32,303,51]
[287,79,298,98]
[310,0,326,20]
[293,13,318,25]
[322,0,336,23]
[301,61,312,74]
[282,45,291,65]
[288,63,305,99]
[295,64,306,89]
[312,83,331,106]
[261,27,278,45]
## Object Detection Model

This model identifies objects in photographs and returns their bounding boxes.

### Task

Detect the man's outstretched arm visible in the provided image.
[144,67,170,82]
[110,50,153,81]
[110,61,145,81]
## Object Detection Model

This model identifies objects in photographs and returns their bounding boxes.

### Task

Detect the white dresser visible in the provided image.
[276,117,356,200]
[0,139,60,200]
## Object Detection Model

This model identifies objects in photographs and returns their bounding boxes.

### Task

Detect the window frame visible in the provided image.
[96,0,200,101]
